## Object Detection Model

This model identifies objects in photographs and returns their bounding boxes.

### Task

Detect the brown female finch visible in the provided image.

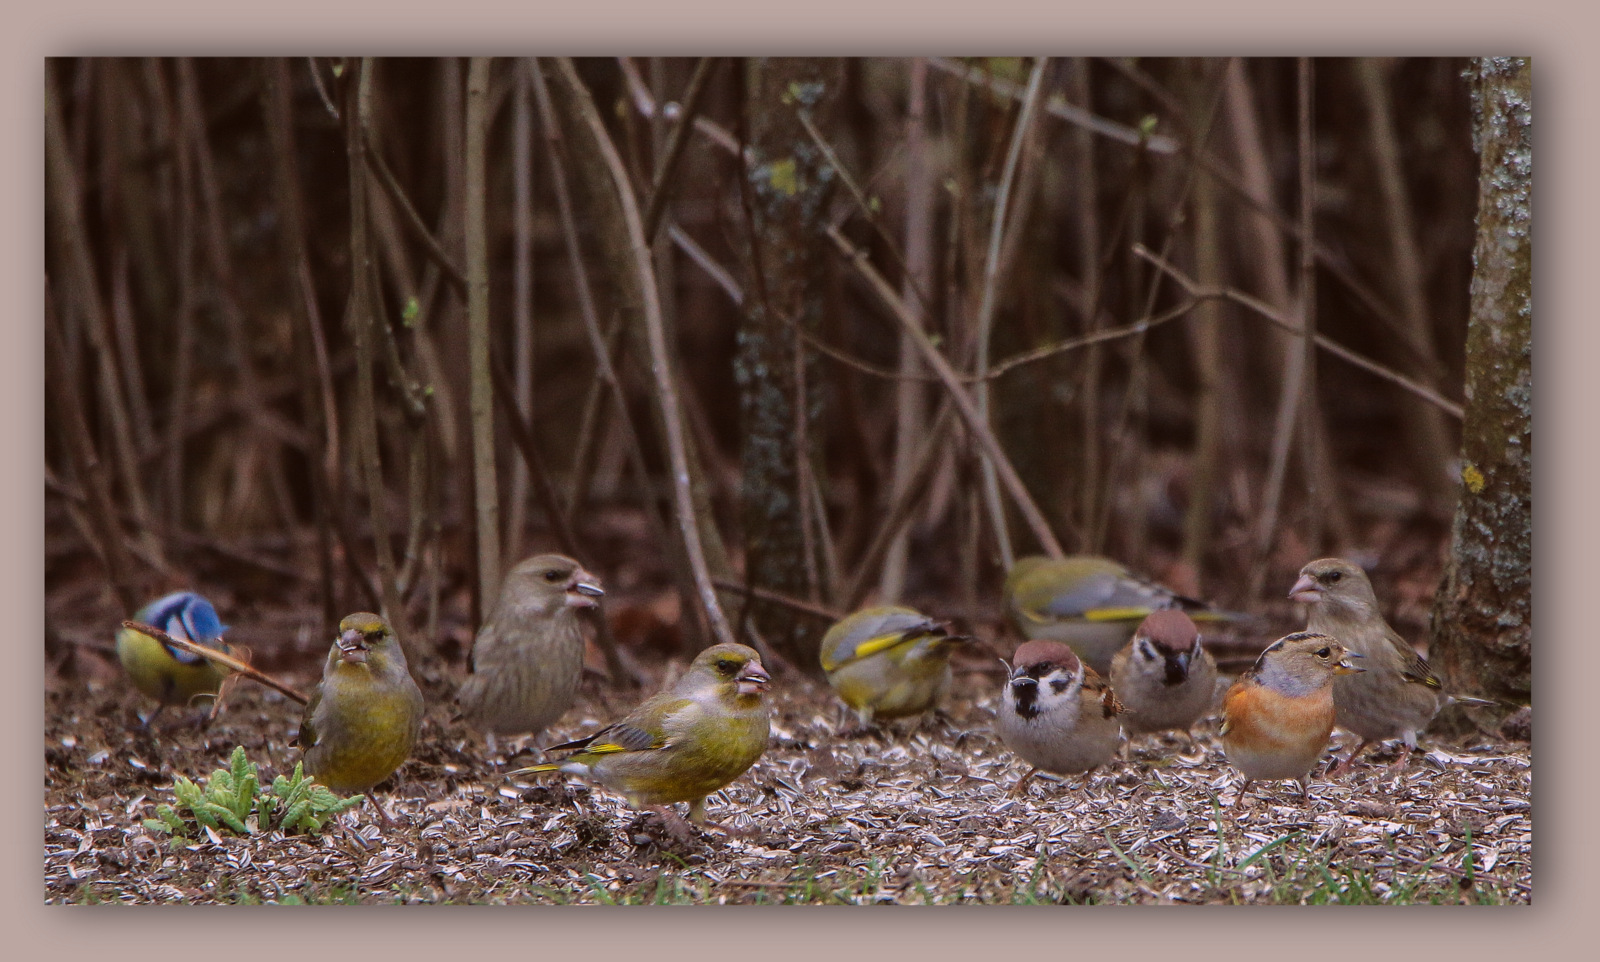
[457,554,604,751]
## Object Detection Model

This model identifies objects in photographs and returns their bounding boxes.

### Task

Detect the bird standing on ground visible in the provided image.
[1110,609,1218,739]
[995,639,1125,794]
[1290,558,1490,774]
[457,554,604,751]
[509,643,771,833]
[298,613,425,825]
[116,591,232,725]
[1003,555,1245,675]
[819,605,969,731]
[1220,631,1364,808]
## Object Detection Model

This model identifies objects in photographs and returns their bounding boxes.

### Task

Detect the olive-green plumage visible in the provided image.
[116,591,231,714]
[1004,555,1244,675]
[818,606,967,727]
[298,613,425,796]
[510,643,770,824]
[457,554,604,740]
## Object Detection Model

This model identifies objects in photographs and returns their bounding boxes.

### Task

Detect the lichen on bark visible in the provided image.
[1429,57,1531,707]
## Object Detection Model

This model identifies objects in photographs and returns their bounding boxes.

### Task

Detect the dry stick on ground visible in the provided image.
[826,224,1065,560]
[488,356,638,686]
[121,621,308,705]
[552,57,741,653]
[346,59,415,662]
[974,57,1050,570]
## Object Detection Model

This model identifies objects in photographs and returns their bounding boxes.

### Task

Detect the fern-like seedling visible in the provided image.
[140,746,362,849]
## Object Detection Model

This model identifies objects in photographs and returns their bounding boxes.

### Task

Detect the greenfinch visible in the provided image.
[818,605,969,730]
[509,643,770,829]
[1290,558,1492,774]
[297,613,425,822]
[1220,631,1364,807]
[1109,609,1218,737]
[116,591,231,724]
[1003,554,1245,675]
[995,639,1126,794]
[457,554,604,748]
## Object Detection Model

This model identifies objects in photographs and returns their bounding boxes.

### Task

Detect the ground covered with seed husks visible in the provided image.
[45,638,1531,905]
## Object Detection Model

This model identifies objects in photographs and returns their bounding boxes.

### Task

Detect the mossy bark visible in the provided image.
[1429,58,1532,706]
[737,58,841,668]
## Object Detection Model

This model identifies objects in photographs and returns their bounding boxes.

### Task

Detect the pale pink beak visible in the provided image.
[566,569,605,609]
[1288,573,1320,604]
[337,627,370,664]
[736,662,771,696]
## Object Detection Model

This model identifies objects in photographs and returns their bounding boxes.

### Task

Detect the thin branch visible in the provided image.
[641,56,719,241]
[121,621,308,705]
[553,57,740,651]
[465,56,502,609]
[827,223,1065,559]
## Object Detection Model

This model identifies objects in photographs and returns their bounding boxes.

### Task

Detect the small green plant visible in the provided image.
[141,746,362,849]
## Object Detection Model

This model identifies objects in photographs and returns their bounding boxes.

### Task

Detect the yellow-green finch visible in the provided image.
[116,591,231,724]
[457,554,604,747]
[297,613,425,823]
[1004,554,1245,675]
[509,643,770,829]
[818,605,969,729]
[1110,609,1218,737]
[1290,558,1492,774]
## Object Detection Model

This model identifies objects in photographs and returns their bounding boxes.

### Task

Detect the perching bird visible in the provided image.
[818,605,969,731]
[509,643,771,833]
[457,554,604,750]
[1003,555,1246,675]
[1110,609,1218,738]
[116,591,232,724]
[995,640,1125,794]
[1220,631,1364,808]
[298,613,425,824]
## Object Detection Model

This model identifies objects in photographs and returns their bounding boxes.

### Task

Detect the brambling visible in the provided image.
[1003,554,1247,675]
[1290,558,1493,774]
[116,591,232,725]
[995,639,1126,794]
[509,643,771,833]
[818,605,970,730]
[1110,609,1218,739]
[1220,631,1364,807]
[457,553,604,752]
[298,613,425,825]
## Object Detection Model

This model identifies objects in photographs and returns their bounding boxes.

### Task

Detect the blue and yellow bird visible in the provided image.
[116,591,232,724]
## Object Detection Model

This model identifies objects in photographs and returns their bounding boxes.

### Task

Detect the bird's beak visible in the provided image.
[1288,573,1320,604]
[337,628,370,664]
[566,569,605,609]
[736,661,771,696]
[1335,651,1365,675]
[1010,676,1038,694]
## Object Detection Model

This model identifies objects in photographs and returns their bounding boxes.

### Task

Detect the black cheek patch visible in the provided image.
[1012,683,1040,720]
[1049,679,1070,695]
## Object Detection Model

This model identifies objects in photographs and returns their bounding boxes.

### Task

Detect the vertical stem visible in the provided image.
[1296,57,1321,554]
[1072,58,1103,546]
[465,56,502,604]
[974,56,1049,570]
[506,59,535,562]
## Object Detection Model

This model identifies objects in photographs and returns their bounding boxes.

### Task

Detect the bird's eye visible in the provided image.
[716,659,738,674]
[1316,647,1331,658]
[1326,571,1342,583]
[543,570,564,583]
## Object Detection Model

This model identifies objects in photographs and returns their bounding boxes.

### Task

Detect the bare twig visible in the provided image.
[552,57,740,651]
[827,224,1064,560]
[641,56,719,241]
[121,621,308,705]
[465,56,502,610]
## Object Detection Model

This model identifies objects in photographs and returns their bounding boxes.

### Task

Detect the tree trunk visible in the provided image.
[1429,57,1532,708]
[737,58,841,668]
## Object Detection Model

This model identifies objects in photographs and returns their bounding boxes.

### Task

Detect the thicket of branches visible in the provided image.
[44,57,1479,674]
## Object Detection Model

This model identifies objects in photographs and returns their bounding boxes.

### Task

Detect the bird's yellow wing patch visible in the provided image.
[1082,607,1152,623]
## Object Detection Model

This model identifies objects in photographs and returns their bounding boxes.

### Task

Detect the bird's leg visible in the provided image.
[1013,767,1039,797]
[368,795,398,829]
[138,704,165,730]
[1231,779,1253,810]
[651,804,698,843]
[1328,738,1372,776]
